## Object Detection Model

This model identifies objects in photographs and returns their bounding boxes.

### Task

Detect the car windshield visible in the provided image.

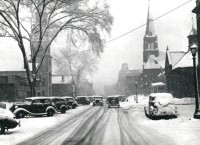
[24,99,32,105]
[108,97,118,102]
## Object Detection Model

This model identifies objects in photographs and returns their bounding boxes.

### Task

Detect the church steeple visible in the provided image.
[143,0,159,63]
[188,17,197,51]
[145,0,155,36]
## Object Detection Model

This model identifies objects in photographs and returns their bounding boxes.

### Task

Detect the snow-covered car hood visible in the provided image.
[0,108,15,118]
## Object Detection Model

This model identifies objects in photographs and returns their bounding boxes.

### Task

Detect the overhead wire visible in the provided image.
[106,0,193,43]
[66,0,194,57]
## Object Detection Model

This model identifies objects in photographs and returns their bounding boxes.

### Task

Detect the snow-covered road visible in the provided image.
[1,101,200,145]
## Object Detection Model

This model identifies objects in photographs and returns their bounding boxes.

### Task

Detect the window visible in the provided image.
[44,99,51,105]
[42,78,45,86]
[32,99,42,105]
[42,91,45,96]
[37,92,41,96]
[0,76,8,83]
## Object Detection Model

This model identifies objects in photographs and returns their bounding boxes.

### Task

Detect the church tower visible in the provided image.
[143,0,159,63]
[187,18,198,51]
[32,1,52,96]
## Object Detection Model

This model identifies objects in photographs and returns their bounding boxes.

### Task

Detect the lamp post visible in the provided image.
[135,82,138,103]
[190,44,200,119]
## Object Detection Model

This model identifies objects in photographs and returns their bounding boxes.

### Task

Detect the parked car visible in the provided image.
[92,96,103,106]
[76,96,90,105]
[10,97,57,118]
[107,95,120,108]
[0,108,20,134]
[144,93,179,119]
[49,97,70,113]
[60,96,79,109]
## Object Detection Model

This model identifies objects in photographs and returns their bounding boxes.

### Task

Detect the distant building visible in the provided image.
[117,63,140,96]
[52,75,73,96]
[78,79,94,96]
[0,71,29,101]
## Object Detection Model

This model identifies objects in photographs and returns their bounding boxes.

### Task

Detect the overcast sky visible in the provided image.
[92,0,196,94]
[0,0,196,95]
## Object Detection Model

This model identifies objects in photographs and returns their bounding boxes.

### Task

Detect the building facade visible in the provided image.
[0,71,30,101]
[165,24,198,98]
[52,75,73,96]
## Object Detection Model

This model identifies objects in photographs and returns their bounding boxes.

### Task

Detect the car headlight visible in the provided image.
[15,106,18,109]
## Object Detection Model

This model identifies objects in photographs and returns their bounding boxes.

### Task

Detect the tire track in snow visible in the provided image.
[117,108,138,145]
[17,106,97,145]
[61,106,108,145]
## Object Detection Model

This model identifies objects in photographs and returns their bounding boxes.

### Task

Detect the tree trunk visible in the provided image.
[32,59,37,97]
[20,44,33,97]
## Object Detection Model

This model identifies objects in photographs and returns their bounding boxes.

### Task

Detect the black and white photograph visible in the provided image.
[0,0,200,145]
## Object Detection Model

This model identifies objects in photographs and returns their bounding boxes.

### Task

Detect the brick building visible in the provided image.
[0,71,29,101]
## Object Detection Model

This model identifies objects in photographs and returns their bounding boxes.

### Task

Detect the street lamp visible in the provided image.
[135,82,138,103]
[190,44,200,119]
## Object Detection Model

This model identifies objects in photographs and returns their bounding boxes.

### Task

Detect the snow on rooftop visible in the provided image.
[144,55,162,69]
[173,51,198,70]
[151,82,166,86]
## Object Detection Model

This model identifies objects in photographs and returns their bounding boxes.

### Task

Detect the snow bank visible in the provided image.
[174,97,195,105]
[120,95,148,110]
[0,108,15,118]
[128,104,200,145]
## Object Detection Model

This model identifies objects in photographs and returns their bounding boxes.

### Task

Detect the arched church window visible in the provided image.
[151,43,154,50]
[148,44,151,50]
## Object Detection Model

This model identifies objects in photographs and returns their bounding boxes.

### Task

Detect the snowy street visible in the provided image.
[1,97,200,145]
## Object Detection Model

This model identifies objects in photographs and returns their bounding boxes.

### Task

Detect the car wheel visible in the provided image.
[0,121,5,134]
[47,110,54,117]
[61,108,66,114]
[16,111,25,119]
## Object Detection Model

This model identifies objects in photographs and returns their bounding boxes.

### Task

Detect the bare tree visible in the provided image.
[54,47,98,97]
[0,0,113,96]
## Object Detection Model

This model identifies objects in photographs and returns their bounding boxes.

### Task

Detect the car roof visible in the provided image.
[25,97,54,100]
[76,96,88,98]
[107,95,120,98]
[60,96,73,99]
[92,96,103,98]
[149,93,173,98]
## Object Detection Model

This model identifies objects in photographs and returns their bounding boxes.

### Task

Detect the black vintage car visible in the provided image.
[49,97,70,113]
[76,96,90,105]
[0,108,20,134]
[10,97,57,118]
[61,96,79,109]
[107,95,120,108]
[92,96,103,106]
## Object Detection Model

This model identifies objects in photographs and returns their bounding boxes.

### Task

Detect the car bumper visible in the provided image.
[4,118,19,129]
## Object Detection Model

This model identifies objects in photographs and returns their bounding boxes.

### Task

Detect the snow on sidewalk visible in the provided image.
[126,95,200,145]
[0,105,92,145]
